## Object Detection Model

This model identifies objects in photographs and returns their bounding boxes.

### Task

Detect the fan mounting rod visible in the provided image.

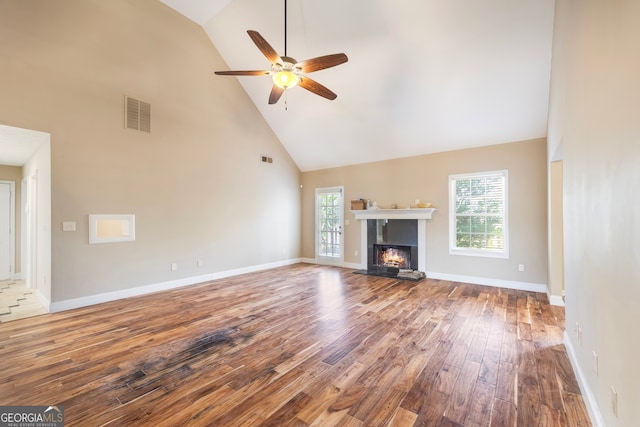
[284,0,288,57]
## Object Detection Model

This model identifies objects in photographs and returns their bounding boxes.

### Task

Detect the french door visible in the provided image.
[315,186,344,266]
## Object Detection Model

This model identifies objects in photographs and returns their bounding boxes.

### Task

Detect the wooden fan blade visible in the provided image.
[298,77,338,100]
[214,70,270,76]
[247,30,282,65]
[269,85,285,104]
[296,53,348,73]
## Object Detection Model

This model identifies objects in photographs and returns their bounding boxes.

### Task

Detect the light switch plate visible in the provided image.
[62,221,76,231]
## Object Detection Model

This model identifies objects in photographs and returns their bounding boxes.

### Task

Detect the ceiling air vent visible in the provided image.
[125,96,150,133]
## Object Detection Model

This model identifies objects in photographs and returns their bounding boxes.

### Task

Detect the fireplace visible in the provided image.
[373,244,413,269]
[367,219,419,273]
[351,207,435,279]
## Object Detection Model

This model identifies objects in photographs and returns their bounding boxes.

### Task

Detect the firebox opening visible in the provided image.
[374,244,412,270]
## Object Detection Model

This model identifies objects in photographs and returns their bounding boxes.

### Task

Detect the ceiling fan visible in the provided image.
[214,0,348,105]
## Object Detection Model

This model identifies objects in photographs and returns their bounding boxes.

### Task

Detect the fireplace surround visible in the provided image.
[367,219,419,272]
[351,208,436,277]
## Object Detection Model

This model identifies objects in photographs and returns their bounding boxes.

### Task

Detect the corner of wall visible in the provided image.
[563,331,605,427]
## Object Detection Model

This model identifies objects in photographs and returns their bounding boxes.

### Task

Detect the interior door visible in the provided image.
[315,186,344,266]
[0,182,12,280]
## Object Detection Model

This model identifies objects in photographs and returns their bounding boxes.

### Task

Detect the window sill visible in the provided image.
[449,248,508,259]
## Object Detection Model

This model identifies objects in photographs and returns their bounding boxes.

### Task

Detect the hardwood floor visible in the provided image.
[0,264,591,426]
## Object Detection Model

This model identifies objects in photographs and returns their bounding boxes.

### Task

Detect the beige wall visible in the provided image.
[0,0,301,302]
[302,138,548,285]
[548,0,640,425]
[0,165,22,274]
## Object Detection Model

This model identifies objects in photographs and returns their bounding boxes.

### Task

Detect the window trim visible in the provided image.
[448,170,509,259]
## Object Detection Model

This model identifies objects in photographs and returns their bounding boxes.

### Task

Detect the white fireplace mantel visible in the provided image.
[350,208,436,220]
[350,208,436,273]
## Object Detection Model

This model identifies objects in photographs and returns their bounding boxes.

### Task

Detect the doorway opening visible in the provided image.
[0,124,51,321]
[315,186,344,266]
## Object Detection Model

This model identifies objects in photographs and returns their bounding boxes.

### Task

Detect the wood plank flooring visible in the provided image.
[0,264,591,426]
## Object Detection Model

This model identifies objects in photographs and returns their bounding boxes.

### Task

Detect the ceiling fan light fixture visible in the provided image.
[272,70,300,89]
[213,0,348,104]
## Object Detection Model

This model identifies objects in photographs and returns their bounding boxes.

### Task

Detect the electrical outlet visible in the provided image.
[354,250,359,257]
[518,264,525,272]
[197,259,203,267]
[611,386,618,417]
[593,351,598,376]
[171,263,178,271]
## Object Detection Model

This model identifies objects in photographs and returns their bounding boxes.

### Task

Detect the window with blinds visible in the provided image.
[449,170,509,258]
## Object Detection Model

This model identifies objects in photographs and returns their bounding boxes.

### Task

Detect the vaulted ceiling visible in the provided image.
[160,0,555,171]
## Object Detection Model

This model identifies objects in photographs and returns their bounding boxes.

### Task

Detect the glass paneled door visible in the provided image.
[315,186,344,265]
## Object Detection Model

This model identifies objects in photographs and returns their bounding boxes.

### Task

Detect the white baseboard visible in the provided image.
[34,288,50,312]
[300,261,546,295]
[547,292,565,307]
[50,258,302,313]
[564,331,605,427]
[342,261,363,270]
[299,258,362,270]
[425,271,548,294]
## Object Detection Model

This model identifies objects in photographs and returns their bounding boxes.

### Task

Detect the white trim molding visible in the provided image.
[300,257,363,270]
[350,209,436,273]
[0,180,16,280]
[448,170,509,259]
[547,291,565,307]
[49,260,552,313]
[426,271,547,293]
[301,259,548,294]
[34,288,50,312]
[564,331,605,427]
[342,261,362,270]
[350,208,435,220]
[50,258,302,313]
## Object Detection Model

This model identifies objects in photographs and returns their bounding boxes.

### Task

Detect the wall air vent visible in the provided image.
[125,96,150,133]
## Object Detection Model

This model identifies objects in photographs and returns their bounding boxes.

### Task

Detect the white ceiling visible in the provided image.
[167,0,555,171]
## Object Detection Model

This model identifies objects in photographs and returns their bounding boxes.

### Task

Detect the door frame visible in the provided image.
[0,180,16,280]
[0,123,51,310]
[315,186,345,266]
[25,171,38,290]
